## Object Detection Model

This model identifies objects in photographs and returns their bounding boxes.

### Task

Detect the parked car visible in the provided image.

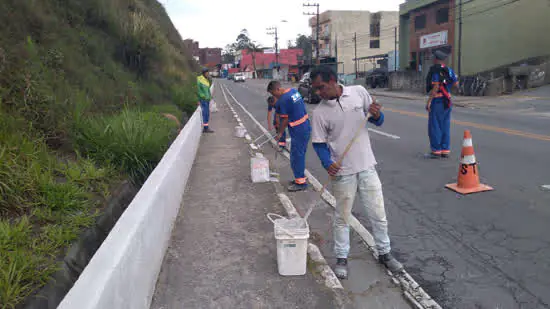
[234,73,246,82]
[365,68,389,89]
[298,72,321,104]
[298,72,346,104]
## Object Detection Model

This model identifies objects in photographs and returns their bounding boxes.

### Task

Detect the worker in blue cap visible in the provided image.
[426,50,458,158]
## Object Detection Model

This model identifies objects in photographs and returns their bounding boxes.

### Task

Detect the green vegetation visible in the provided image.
[0,0,198,307]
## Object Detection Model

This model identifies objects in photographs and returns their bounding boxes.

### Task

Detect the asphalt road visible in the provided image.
[219,78,550,309]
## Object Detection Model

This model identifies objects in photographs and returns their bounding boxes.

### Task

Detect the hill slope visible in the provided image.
[0,0,197,307]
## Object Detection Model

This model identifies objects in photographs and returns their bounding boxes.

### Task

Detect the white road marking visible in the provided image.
[542,185,550,190]
[368,128,401,139]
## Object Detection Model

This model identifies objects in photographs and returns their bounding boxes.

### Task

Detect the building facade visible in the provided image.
[199,48,222,68]
[309,10,399,75]
[399,0,550,76]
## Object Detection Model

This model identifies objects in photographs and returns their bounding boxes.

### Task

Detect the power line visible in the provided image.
[338,0,521,45]
[338,0,521,48]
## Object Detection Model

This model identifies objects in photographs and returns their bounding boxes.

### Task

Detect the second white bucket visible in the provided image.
[267,213,309,276]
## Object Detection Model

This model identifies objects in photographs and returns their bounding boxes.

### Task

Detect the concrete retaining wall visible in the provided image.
[57,106,203,309]
[388,71,425,93]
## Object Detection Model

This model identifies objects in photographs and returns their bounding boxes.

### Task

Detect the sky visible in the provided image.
[159,0,404,51]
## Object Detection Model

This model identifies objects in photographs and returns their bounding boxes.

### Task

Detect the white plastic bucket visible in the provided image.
[234,126,246,138]
[267,213,309,276]
[251,153,270,183]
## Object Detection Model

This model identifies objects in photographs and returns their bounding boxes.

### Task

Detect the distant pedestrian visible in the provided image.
[198,67,214,133]
[425,50,458,158]
[309,65,403,279]
[267,81,311,192]
[266,96,287,149]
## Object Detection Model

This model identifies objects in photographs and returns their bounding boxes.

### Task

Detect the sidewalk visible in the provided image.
[150,91,340,308]
[369,88,549,109]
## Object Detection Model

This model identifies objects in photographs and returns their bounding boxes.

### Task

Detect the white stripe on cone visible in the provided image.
[462,138,473,147]
[461,154,476,165]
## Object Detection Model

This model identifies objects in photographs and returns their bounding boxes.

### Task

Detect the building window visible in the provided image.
[370,40,380,49]
[415,14,426,30]
[370,23,380,37]
[436,7,449,24]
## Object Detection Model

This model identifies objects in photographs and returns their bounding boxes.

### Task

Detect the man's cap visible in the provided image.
[201,67,209,73]
[433,50,448,61]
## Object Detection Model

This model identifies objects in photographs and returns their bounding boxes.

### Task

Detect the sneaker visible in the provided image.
[440,153,450,158]
[203,128,214,133]
[287,182,308,192]
[334,258,348,279]
[429,152,441,159]
[378,253,404,273]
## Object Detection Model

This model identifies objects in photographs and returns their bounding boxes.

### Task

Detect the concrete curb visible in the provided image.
[222,84,442,309]
[219,84,345,295]
[58,104,203,309]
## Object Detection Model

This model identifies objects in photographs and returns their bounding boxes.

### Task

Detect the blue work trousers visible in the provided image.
[428,99,452,154]
[289,121,311,184]
[200,100,210,129]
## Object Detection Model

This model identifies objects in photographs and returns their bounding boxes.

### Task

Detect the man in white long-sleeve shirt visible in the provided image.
[309,66,403,279]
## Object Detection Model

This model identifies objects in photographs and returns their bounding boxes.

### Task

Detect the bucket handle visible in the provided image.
[266,213,295,238]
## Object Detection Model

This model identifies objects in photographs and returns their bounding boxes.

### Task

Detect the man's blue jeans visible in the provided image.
[200,100,210,129]
[331,167,391,257]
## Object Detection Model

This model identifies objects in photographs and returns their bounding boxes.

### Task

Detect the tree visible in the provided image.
[287,40,295,49]
[295,34,313,64]
[234,29,262,78]
[222,44,236,64]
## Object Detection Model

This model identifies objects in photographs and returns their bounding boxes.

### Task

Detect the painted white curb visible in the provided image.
[58,107,203,309]
[221,84,441,309]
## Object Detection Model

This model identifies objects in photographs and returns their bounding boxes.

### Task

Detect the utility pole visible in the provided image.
[458,0,463,77]
[394,27,397,72]
[267,26,279,75]
[353,32,357,79]
[303,2,320,65]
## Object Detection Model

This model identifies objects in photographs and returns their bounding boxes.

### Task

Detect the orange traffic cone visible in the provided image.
[445,130,493,194]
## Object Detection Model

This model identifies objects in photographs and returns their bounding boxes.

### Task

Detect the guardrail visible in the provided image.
[57,85,209,308]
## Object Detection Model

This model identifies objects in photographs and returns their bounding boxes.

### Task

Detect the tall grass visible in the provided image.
[73,107,179,185]
[0,0,198,306]
[0,112,114,307]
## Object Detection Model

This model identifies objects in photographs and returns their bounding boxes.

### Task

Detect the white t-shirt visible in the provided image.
[310,85,377,176]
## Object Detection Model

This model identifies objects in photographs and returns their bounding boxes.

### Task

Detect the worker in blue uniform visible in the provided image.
[266,96,286,149]
[267,81,311,192]
[426,50,458,158]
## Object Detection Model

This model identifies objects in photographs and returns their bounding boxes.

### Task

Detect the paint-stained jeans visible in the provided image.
[332,167,391,258]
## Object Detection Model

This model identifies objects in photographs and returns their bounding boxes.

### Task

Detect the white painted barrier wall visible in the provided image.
[57,107,203,309]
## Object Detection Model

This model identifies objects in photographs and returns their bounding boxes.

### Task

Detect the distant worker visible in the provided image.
[309,66,403,279]
[425,50,458,158]
[197,67,214,133]
[266,95,286,149]
[267,81,311,192]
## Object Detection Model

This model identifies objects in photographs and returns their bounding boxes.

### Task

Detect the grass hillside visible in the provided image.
[0,0,198,307]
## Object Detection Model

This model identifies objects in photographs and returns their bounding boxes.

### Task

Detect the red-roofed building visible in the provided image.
[240,49,303,80]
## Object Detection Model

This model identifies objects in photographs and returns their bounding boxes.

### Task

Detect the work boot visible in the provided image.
[378,252,404,273]
[287,182,308,192]
[203,127,214,133]
[334,258,348,279]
